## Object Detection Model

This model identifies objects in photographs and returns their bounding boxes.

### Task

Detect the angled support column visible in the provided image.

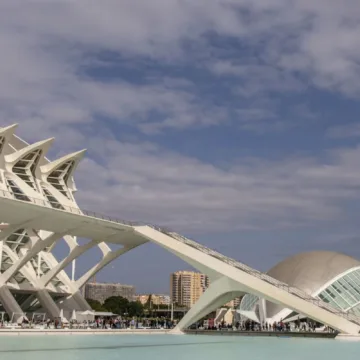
[75,244,138,290]
[0,240,3,273]
[0,246,61,319]
[69,291,93,311]
[40,240,98,287]
[259,298,267,324]
[61,243,139,311]
[0,246,38,286]
[0,222,40,277]
[19,294,37,312]
[0,218,39,241]
[36,289,62,319]
[0,286,25,323]
[0,231,64,284]
[171,276,244,333]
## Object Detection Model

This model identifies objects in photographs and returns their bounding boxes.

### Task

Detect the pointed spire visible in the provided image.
[0,124,18,155]
[5,137,55,164]
[40,149,86,174]
[0,123,18,136]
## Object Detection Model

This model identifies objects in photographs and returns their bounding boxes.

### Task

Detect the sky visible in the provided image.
[1,0,360,294]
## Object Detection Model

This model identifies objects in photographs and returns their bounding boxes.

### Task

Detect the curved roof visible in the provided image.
[266,251,360,318]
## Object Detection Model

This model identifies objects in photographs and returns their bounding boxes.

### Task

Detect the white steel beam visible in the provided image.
[0,231,64,284]
[171,277,244,333]
[75,245,139,290]
[134,225,360,335]
[39,240,98,287]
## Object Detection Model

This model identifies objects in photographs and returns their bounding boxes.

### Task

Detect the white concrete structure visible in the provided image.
[239,251,360,326]
[0,124,359,334]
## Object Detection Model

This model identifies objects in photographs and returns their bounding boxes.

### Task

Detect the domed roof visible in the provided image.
[266,251,360,318]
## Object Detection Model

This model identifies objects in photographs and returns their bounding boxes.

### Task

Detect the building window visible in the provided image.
[12,149,42,191]
[0,253,13,273]
[47,160,75,199]
[0,136,4,155]
[5,178,31,202]
[41,186,64,210]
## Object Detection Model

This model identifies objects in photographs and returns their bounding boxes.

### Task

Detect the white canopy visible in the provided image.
[93,311,117,317]
[81,310,95,315]
[70,309,77,321]
[59,308,69,323]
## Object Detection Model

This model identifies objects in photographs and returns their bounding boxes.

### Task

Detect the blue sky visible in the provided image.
[1,1,360,294]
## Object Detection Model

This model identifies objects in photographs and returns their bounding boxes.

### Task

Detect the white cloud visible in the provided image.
[67,134,360,232]
[1,0,360,235]
[1,0,360,137]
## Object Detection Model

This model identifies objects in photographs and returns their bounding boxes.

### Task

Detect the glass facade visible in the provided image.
[238,267,360,322]
[317,267,360,313]
[240,293,259,312]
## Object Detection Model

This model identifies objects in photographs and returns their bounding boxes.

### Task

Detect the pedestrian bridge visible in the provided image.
[0,190,359,334]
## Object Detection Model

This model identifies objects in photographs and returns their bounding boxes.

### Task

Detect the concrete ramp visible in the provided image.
[134,225,360,335]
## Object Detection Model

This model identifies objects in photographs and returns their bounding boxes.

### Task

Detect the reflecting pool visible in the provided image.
[0,334,359,360]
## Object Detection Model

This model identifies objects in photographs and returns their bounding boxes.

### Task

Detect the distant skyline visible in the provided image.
[1,1,360,294]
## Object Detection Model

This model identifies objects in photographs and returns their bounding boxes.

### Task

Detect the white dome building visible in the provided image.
[239,251,360,324]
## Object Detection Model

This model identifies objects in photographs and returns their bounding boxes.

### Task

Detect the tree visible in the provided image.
[86,298,107,312]
[127,301,144,317]
[103,296,129,315]
[145,294,152,309]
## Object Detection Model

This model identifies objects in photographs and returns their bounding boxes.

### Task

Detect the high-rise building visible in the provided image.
[170,271,209,308]
[84,282,135,304]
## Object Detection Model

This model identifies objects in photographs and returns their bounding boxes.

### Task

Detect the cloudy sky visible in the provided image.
[2,1,360,294]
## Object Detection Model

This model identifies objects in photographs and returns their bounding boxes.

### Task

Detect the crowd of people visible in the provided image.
[0,313,337,333]
[92,317,175,329]
[201,319,336,333]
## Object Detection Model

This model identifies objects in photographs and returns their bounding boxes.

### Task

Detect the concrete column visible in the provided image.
[0,240,3,271]
[19,294,36,312]
[70,290,92,311]
[259,298,267,324]
[75,245,136,289]
[40,240,98,287]
[36,289,61,319]
[0,286,24,322]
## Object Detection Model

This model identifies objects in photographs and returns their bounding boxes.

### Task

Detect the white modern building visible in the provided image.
[239,251,360,325]
[0,124,360,334]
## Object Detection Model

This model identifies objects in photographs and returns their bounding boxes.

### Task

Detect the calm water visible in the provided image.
[0,334,359,360]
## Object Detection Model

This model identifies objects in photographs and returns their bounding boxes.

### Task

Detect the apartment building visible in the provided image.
[170,271,209,308]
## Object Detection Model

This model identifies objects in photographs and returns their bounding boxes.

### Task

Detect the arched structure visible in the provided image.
[0,124,359,334]
[239,251,360,324]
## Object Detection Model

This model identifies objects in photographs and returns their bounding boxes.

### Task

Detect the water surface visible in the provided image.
[0,334,358,360]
